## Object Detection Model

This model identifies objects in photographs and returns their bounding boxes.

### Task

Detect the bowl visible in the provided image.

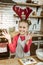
[36,49,43,61]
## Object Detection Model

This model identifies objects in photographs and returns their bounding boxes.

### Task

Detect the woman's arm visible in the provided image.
[24,35,32,53]
[24,39,32,53]
[2,31,19,53]
[8,36,18,53]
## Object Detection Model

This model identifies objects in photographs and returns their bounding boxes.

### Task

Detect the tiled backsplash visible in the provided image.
[0,5,42,32]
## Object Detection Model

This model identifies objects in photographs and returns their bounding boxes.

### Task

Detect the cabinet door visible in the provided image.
[0,43,9,58]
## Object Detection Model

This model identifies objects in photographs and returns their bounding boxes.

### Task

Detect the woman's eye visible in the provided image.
[19,26,22,28]
[23,27,25,29]
[19,26,26,29]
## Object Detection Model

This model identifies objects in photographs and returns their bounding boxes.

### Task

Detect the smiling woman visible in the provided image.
[2,19,32,58]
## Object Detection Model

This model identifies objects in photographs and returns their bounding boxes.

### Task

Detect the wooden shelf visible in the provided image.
[29,16,43,18]
[0,2,42,7]
[9,31,43,38]
[32,33,43,37]
[13,2,42,7]
[14,14,43,19]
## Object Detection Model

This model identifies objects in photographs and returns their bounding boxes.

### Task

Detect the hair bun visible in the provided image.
[28,20,31,25]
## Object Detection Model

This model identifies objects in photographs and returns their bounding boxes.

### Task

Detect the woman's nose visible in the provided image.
[22,27,24,31]
[21,27,23,30]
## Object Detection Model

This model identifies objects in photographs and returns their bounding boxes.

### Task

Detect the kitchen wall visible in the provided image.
[0,5,42,32]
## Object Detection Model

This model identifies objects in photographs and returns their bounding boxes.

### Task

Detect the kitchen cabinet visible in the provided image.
[0,29,9,58]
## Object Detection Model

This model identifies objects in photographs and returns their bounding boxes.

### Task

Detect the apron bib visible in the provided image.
[15,36,30,58]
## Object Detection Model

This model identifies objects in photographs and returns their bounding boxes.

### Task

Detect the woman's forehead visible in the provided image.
[19,22,28,26]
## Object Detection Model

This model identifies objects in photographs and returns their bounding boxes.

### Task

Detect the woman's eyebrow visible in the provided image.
[19,26,22,28]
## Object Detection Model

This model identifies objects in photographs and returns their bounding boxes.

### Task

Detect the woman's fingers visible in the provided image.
[2,32,11,43]
[2,32,6,36]
[2,32,10,39]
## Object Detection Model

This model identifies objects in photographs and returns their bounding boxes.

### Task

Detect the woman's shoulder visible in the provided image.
[13,33,20,39]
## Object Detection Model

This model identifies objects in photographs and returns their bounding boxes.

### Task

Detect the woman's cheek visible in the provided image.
[19,29,21,32]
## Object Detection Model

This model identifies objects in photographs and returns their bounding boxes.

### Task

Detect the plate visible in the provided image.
[36,62,43,65]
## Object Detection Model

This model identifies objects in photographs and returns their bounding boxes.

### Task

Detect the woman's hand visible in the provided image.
[2,30,11,44]
[25,34,32,45]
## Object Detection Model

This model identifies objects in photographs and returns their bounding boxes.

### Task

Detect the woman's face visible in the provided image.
[18,22,28,36]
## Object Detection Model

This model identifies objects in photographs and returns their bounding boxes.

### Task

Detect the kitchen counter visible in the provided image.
[32,33,43,37]
[0,31,43,38]
[9,31,43,38]
[0,56,41,65]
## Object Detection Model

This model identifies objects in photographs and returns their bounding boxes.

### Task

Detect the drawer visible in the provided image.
[0,43,9,58]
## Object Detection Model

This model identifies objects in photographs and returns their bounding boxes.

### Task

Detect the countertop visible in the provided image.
[0,31,43,38]
[0,55,41,65]
[9,31,43,38]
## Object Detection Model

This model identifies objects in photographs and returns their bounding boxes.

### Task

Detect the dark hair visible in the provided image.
[19,19,31,27]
